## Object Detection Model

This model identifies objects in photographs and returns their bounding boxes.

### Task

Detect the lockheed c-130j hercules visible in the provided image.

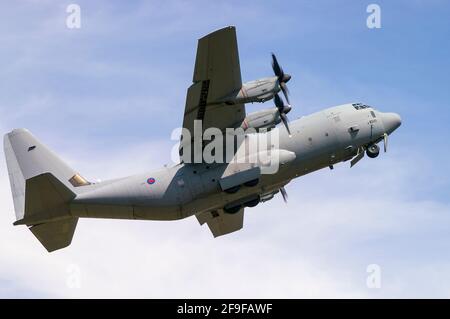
[4,26,401,252]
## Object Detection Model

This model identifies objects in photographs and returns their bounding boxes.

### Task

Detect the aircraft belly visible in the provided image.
[71,202,183,221]
[181,164,291,215]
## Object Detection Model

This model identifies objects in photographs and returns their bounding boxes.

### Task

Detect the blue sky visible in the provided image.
[1,0,450,298]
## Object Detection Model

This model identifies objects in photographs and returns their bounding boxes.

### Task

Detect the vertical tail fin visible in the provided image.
[4,129,86,252]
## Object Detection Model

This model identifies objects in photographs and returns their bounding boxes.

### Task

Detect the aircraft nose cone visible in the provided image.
[381,112,402,134]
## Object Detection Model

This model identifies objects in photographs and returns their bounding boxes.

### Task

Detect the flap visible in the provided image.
[196,208,244,238]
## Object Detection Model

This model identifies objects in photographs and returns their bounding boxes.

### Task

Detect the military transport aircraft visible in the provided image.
[4,26,401,252]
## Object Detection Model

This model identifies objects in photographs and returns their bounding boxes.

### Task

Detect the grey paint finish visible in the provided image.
[72,103,400,221]
[3,104,401,252]
[2,26,402,252]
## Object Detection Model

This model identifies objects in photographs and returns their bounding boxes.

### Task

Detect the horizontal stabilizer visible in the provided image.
[29,217,78,252]
[11,172,78,252]
[14,172,76,225]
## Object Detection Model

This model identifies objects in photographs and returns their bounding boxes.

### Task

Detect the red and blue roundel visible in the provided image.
[147,177,156,185]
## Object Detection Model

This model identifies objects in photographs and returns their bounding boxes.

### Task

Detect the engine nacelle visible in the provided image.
[240,108,281,131]
[219,76,280,105]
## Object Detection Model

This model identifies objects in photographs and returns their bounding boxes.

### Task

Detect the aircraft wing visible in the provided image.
[196,208,244,237]
[181,26,245,158]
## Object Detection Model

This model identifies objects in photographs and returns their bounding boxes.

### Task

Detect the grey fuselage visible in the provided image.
[70,103,401,221]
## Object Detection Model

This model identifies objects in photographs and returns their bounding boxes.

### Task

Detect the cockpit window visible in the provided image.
[352,103,373,110]
[370,110,376,118]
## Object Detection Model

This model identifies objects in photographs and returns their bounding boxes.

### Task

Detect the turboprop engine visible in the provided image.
[218,53,292,106]
[240,108,281,131]
[222,76,280,105]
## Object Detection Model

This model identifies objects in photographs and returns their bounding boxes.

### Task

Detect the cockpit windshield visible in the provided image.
[352,103,373,110]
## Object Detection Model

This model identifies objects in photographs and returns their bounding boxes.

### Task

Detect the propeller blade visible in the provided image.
[280,113,291,136]
[280,187,288,203]
[383,133,388,152]
[274,93,291,136]
[271,53,284,79]
[280,82,290,105]
[350,147,365,167]
[274,93,284,110]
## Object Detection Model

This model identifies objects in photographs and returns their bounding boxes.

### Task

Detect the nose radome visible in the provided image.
[381,112,402,134]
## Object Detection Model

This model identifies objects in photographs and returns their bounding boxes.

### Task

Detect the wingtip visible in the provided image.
[200,26,237,40]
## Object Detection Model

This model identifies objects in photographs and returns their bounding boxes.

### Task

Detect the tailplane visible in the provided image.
[4,129,87,252]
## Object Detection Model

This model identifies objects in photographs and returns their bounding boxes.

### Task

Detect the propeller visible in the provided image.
[280,187,288,203]
[274,93,292,136]
[383,133,388,152]
[272,53,291,105]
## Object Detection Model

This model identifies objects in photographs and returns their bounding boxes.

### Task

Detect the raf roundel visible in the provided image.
[147,177,156,185]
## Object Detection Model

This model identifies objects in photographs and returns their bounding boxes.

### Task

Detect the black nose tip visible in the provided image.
[283,74,291,83]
